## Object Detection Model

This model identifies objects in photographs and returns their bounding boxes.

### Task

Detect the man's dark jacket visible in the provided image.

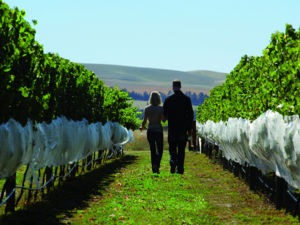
[163,90,194,136]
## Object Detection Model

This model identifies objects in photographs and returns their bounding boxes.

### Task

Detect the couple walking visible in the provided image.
[140,80,194,174]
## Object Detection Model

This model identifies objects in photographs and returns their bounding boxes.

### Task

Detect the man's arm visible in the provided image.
[186,97,194,132]
[163,99,168,120]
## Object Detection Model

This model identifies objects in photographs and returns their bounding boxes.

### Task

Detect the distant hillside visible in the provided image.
[82,63,226,93]
[187,70,226,87]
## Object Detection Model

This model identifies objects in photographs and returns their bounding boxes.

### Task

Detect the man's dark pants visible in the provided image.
[147,129,163,172]
[168,131,187,174]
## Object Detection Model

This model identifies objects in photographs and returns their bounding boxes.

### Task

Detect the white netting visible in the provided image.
[197,110,300,189]
[0,117,133,179]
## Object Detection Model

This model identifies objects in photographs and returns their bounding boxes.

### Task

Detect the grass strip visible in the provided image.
[71,151,215,225]
[69,150,299,225]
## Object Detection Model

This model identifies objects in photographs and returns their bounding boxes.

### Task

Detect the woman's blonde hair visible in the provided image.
[148,91,162,106]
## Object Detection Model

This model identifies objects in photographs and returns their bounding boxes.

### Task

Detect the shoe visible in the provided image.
[156,164,160,174]
[152,164,159,173]
[170,164,176,174]
[176,168,184,174]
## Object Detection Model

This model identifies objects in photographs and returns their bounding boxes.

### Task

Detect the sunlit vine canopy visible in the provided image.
[197,24,300,123]
[0,0,140,129]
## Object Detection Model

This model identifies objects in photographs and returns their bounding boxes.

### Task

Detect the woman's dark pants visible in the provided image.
[147,129,163,173]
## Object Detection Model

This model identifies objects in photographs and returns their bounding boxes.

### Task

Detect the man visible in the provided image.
[163,80,194,174]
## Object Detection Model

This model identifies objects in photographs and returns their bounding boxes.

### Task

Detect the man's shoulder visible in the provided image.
[175,91,190,100]
[177,92,192,106]
[164,91,191,103]
[176,91,190,100]
[183,93,191,101]
[164,93,174,102]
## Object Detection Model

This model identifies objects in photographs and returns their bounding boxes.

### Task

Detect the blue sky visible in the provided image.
[5,0,300,73]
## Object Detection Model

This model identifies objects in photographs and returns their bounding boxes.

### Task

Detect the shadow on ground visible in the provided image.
[0,154,137,225]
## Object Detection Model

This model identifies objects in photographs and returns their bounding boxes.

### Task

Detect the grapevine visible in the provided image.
[0,0,140,129]
[197,24,300,123]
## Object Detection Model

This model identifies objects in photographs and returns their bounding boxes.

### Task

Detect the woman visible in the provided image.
[140,91,166,173]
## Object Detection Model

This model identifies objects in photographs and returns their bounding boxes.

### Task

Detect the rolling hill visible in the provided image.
[82,63,226,93]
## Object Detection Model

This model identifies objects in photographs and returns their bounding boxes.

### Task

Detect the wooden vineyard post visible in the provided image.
[208,142,213,159]
[222,156,228,171]
[59,165,65,185]
[5,173,16,213]
[45,167,53,193]
[212,144,219,163]
[233,162,240,178]
[81,160,86,173]
[275,176,287,209]
[200,137,205,154]
[70,163,78,179]
[97,150,103,164]
[87,155,92,170]
[247,166,258,191]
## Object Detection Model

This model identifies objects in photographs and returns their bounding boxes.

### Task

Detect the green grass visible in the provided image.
[70,151,215,225]
[66,149,299,225]
[1,131,300,224]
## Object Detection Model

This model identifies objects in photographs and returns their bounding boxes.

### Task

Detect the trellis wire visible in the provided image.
[0,147,121,209]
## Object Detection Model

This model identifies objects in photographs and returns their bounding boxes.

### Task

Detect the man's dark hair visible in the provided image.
[172,79,181,88]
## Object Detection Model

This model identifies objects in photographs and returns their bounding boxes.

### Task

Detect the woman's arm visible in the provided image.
[139,115,148,131]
